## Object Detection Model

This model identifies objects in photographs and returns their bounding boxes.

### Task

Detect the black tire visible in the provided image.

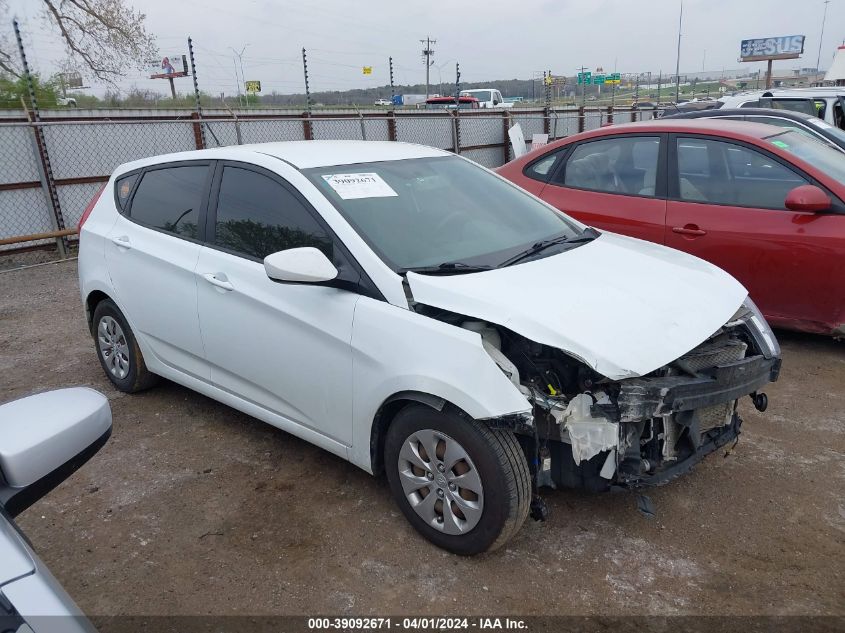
[384,404,531,555]
[92,299,158,393]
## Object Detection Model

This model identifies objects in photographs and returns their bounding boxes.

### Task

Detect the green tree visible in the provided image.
[0,73,59,109]
[0,0,156,84]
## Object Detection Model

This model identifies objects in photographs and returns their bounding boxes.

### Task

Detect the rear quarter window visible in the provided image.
[114,173,139,211]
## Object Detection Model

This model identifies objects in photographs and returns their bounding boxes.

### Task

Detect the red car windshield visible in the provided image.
[766,130,845,184]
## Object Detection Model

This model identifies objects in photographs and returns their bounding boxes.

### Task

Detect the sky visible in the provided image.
[5,0,844,97]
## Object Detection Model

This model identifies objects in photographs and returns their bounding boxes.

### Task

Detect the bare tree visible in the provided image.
[0,0,156,83]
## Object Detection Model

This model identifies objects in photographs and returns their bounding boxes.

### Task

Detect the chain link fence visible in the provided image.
[0,106,659,254]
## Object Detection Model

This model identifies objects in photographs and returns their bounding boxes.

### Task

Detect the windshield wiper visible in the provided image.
[403,262,494,275]
[500,227,600,268]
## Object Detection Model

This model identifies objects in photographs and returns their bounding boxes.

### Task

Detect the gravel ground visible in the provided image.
[0,258,843,617]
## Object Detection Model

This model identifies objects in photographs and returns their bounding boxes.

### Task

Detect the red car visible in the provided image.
[497,119,845,336]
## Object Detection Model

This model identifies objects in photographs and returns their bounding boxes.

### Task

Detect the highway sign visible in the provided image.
[577,71,592,85]
[245,80,261,93]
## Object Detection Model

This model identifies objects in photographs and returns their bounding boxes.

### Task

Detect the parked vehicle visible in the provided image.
[663,107,845,153]
[78,140,780,554]
[497,119,845,336]
[1,388,111,633]
[660,100,722,116]
[391,94,428,107]
[424,95,479,110]
[459,89,512,109]
[717,88,845,129]
[374,98,392,107]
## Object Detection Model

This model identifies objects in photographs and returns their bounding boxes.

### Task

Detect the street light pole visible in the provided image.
[675,0,683,102]
[435,59,454,96]
[817,0,830,71]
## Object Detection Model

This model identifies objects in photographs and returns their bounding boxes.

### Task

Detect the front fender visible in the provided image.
[348,298,532,473]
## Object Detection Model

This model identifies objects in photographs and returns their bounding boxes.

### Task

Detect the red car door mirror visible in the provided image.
[784,184,831,212]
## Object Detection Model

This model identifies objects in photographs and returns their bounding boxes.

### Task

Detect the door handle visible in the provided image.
[111,236,131,249]
[671,225,707,237]
[202,273,234,291]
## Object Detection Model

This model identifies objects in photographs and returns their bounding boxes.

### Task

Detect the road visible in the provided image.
[0,257,842,616]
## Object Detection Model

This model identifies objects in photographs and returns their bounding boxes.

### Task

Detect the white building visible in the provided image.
[824,45,845,86]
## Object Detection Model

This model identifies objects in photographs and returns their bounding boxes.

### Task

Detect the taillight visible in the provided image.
[78,184,106,231]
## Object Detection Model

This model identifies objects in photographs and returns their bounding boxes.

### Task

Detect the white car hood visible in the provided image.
[406,232,747,380]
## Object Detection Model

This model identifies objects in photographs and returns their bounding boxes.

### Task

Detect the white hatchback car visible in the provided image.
[78,141,781,554]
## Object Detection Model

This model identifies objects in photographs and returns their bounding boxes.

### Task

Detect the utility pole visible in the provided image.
[817,0,830,71]
[420,36,436,100]
[675,0,683,102]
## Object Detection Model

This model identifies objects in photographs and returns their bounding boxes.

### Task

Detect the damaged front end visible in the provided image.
[534,299,780,491]
[418,297,781,493]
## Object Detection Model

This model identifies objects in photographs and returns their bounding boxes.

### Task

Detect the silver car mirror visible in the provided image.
[264,247,338,284]
[0,388,112,517]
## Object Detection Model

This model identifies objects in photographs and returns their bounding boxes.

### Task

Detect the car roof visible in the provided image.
[667,107,817,122]
[721,87,845,100]
[589,118,783,140]
[116,140,451,173]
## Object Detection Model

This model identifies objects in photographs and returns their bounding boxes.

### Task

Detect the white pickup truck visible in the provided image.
[459,88,513,109]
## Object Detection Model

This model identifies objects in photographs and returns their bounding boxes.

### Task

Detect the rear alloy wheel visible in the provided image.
[385,404,530,555]
[92,299,158,393]
[97,316,130,380]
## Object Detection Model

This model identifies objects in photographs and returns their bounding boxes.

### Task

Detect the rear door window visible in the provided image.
[129,165,209,239]
[760,98,817,117]
[556,136,660,196]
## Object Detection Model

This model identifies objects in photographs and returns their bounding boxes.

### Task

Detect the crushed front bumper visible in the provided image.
[611,354,781,488]
[616,355,781,423]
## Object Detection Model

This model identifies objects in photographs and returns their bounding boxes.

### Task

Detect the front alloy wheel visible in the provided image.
[385,404,531,555]
[398,429,484,534]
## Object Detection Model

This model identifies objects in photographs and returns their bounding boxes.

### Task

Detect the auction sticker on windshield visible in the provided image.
[322,173,398,199]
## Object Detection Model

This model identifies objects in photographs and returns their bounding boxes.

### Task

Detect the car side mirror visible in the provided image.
[0,388,112,518]
[264,247,338,283]
[784,184,831,212]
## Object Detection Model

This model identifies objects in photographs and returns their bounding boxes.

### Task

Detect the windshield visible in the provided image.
[765,130,845,182]
[304,156,584,271]
[462,90,492,102]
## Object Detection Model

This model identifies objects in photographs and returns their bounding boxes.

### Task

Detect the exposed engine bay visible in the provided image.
[413,302,781,494]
